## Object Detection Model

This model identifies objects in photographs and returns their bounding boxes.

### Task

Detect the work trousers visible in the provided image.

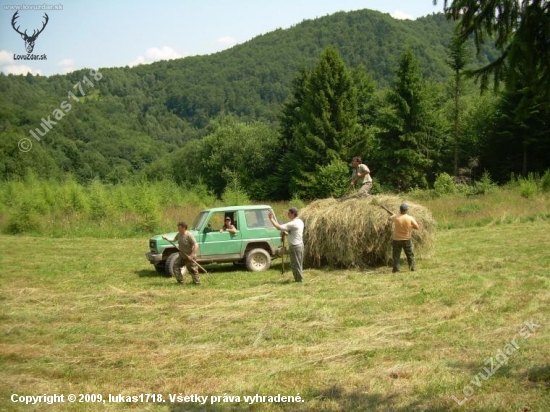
[357,181,372,196]
[288,243,304,282]
[392,239,415,272]
[175,255,201,284]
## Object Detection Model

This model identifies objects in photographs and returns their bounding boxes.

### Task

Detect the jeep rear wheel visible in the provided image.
[165,253,182,277]
[245,248,271,272]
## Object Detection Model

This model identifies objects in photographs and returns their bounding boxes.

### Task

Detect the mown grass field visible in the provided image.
[1,194,550,411]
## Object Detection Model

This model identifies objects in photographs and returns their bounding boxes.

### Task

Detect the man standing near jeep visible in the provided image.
[162,222,200,285]
[268,207,304,282]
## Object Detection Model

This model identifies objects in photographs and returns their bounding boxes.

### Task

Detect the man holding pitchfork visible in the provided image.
[268,207,305,283]
[162,221,201,285]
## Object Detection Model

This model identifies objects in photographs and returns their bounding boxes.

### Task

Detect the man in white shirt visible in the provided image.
[268,207,305,282]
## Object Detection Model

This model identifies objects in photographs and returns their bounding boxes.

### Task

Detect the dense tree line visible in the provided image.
[1,6,548,199]
[436,0,550,181]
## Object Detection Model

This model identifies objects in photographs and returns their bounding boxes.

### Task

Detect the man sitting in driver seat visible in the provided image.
[220,216,237,234]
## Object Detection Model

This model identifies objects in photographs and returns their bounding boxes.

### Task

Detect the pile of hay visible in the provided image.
[300,195,436,269]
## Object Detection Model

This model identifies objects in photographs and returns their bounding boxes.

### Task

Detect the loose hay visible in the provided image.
[300,195,436,269]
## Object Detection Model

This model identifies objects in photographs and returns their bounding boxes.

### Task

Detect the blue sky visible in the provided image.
[0,0,442,76]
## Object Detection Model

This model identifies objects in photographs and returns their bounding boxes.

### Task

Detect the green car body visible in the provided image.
[145,205,283,275]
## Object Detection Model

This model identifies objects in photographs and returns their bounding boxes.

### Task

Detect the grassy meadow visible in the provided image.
[1,181,550,411]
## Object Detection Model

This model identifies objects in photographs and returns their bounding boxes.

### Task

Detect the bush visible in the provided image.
[289,195,305,210]
[5,197,42,234]
[133,184,161,233]
[433,173,457,197]
[518,175,538,198]
[221,175,250,205]
[472,171,497,195]
[88,180,114,221]
[315,160,350,199]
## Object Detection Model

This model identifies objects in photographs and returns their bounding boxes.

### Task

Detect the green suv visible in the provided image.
[146,205,283,275]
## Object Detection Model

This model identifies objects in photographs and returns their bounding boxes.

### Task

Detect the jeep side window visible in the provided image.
[245,209,271,228]
[203,212,238,233]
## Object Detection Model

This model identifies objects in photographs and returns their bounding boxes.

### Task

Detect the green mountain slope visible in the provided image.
[0,9,491,182]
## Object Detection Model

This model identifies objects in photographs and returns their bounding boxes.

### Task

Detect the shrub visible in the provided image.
[314,160,350,199]
[88,180,113,221]
[433,172,457,197]
[221,175,250,205]
[472,171,497,195]
[59,178,88,213]
[5,197,42,234]
[289,195,305,210]
[518,176,538,198]
[133,184,161,233]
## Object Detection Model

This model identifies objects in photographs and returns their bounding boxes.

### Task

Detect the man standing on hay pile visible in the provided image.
[268,207,305,282]
[390,204,420,273]
[350,156,372,196]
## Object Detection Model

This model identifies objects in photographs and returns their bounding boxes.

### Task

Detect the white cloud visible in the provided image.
[0,50,43,75]
[0,50,13,64]
[129,46,184,67]
[216,36,237,46]
[391,10,415,20]
[58,58,75,73]
[2,64,43,75]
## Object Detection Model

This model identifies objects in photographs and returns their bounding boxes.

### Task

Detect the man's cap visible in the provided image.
[400,203,409,210]
[225,216,231,220]
[288,207,298,214]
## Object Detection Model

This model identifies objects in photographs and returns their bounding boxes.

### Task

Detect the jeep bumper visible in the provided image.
[146,252,163,264]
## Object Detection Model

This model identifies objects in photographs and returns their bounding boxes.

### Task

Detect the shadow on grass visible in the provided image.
[135,263,240,279]
[136,269,165,278]
[526,364,550,389]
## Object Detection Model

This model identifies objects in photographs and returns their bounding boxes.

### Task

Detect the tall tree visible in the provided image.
[434,0,550,102]
[446,33,471,176]
[435,0,550,177]
[374,50,435,191]
[279,47,360,198]
[482,69,550,181]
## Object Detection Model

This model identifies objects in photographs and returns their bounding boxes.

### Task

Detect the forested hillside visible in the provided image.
[1,9,488,183]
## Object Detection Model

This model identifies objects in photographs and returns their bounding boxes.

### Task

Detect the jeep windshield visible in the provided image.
[191,211,209,231]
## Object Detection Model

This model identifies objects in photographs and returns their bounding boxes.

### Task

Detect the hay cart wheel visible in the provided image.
[164,252,182,277]
[245,248,271,272]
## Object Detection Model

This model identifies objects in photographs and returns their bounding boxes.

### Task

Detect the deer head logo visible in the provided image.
[11,11,49,54]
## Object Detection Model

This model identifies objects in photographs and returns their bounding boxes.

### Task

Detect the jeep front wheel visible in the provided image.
[245,248,271,272]
[164,253,181,277]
